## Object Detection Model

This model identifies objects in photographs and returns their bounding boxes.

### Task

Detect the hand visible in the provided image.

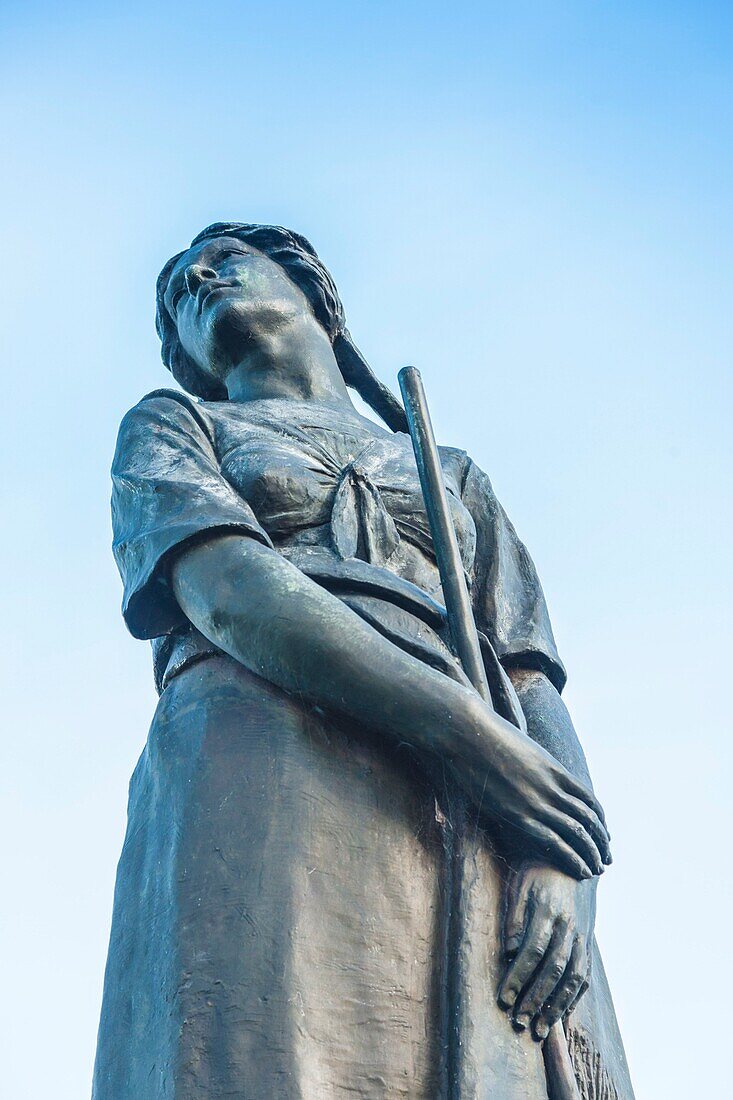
[498,861,595,1040]
[453,701,611,879]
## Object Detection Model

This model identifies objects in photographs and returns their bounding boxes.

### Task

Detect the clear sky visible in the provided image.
[1,3,731,1097]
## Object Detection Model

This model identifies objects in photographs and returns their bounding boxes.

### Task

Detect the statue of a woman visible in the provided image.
[94,224,634,1099]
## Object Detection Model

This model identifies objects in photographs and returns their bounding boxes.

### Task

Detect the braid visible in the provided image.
[334,331,408,434]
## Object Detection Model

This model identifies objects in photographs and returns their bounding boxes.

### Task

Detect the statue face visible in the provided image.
[164,235,316,384]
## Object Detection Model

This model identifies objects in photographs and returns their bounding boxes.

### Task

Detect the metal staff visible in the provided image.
[398,365,581,1100]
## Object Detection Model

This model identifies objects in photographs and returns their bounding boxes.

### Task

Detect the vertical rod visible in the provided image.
[398,365,581,1100]
[398,367,492,704]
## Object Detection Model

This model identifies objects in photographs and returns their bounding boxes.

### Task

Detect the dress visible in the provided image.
[93,392,634,1099]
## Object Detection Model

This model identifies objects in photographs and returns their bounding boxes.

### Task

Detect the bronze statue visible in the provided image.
[94,223,635,1099]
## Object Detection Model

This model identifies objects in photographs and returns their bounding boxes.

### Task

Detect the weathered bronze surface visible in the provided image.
[93,224,635,1099]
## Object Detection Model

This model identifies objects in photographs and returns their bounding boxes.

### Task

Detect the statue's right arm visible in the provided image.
[170,533,610,880]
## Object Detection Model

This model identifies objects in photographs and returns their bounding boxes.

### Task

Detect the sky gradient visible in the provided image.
[1,3,731,1096]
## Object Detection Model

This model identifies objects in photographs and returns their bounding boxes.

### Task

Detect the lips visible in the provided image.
[197,282,236,314]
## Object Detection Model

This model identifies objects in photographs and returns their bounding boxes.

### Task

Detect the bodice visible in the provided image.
[111,388,564,699]
[212,399,477,599]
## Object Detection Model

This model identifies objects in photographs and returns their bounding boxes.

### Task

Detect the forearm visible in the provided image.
[171,535,609,878]
[508,668,593,789]
[171,533,488,763]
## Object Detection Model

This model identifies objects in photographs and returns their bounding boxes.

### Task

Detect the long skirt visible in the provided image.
[92,654,633,1099]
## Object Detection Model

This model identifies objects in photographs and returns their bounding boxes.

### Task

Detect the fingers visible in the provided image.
[498,912,553,1011]
[559,772,609,834]
[520,820,596,880]
[561,796,612,865]
[565,949,592,1019]
[533,938,587,1041]
[542,808,606,878]
[504,875,530,958]
[513,924,573,1032]
[566,974,590,1018]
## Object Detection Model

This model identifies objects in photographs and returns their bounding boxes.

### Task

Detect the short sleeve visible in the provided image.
[462,458,567,693]
[111,390,272,640]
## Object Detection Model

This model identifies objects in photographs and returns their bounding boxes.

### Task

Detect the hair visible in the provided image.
[155,222,408,433]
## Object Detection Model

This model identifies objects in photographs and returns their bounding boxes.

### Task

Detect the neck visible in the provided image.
[223,318,355,410]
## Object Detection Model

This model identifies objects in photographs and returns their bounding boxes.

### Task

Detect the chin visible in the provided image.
[206,297,262,357]
[209,293,302,354]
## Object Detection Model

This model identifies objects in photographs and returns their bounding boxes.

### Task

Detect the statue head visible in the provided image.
[156,222,406,431]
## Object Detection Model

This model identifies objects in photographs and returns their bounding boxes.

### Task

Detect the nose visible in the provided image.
[185,263,217,295]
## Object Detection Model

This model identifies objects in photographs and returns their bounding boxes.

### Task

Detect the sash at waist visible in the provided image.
[152,547,525,730]
[279,545,449,630]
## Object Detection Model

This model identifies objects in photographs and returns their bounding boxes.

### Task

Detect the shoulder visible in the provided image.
[113,390,226,479]
[436,446,498,501]
[115,388,223,451]
[436,445,472,487]
[119,387,211,430]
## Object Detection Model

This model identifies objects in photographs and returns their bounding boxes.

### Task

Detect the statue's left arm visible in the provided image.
[460,455,601,1041]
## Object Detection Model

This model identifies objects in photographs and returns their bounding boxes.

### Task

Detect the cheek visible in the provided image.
[176,304,212,367]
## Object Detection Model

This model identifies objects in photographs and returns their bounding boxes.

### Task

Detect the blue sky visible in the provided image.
[1,3,731,1096]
